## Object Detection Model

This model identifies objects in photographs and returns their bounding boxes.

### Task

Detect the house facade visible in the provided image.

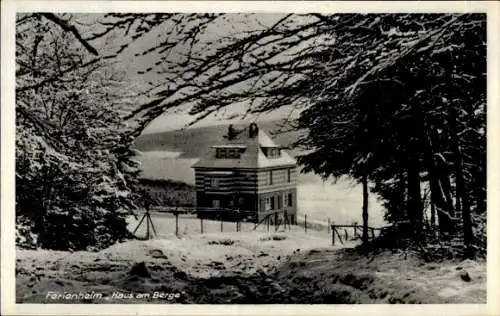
[191,123,298,223]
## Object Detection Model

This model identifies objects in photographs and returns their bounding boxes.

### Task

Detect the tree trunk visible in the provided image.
[407,145,423,238]
[430,202,436,234]
[455,182,462,219]
[361,175,369,247]
[449,107,474,258]
[425,155,454,235]
[423,123,455,236]
[439,171,455,218]
[406,100,426,239]
[399,171,407,221]
[454,151,474,258]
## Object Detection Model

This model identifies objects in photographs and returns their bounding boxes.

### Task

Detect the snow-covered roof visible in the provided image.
[203,171,234,175]
[211,144,247,149]
[191,124,297,169]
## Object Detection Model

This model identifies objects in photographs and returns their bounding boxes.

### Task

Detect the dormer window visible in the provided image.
[227,148,241,159]
[262,147,281,159]
[214,145,246,159]
[216,148,227,159]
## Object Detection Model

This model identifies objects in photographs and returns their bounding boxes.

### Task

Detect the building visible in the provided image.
[191,123,298,223]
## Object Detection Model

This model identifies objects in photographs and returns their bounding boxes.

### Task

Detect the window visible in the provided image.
[216,148,226,158]
[287,169,292,183]
[227,148,241,159]
[264,196,275,211]
[210,177,220,188]
[263,147,281,158]
[216,147,243,159]
[284,193,293,207]
[212,199,220,208]
[264,197,271,211]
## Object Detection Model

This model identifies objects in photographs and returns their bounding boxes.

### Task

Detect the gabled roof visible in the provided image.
[191,125,296,169]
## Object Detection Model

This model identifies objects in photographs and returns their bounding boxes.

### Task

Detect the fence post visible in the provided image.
[175,212,179,237]
[283,210,290,231]
[236,209,240,232]
[345,229,348,241]
[200,217,204,234]
[371,228,375,240]
[146,211,150,239]
[220,219,223,232]
[353,222,357,238]
[267,216,270,232]
[331,222,335,246]
[305,214,307,233]
[327,218,331,234]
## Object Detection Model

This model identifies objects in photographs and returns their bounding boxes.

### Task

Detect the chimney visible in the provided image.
[248,123,259,138]
[227,124,236,140]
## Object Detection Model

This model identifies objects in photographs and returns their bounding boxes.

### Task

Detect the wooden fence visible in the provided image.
[135,206,385,245]
[330,222,383,246]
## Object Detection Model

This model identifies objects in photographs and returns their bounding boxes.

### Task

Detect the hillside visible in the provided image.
[135,178,196,207]
[135,120,305,158]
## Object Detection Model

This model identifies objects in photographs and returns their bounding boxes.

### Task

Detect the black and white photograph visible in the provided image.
[1,1,499,315]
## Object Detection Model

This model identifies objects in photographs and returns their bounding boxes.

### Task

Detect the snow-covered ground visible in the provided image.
[16,227,486,304]
[272,247,486,304]
[16,227,351,303]
[16,212,485,304]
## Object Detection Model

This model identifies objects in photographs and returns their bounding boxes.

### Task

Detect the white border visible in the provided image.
[2,1,500,316]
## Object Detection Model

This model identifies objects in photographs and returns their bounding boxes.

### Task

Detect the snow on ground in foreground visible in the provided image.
[16,226,486,304]
[274,247,487,304]
[17,229,337,280]
[16,214,485,304]
[102,231,340,278]
[16,228,352,303]
[125,212,347,279]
